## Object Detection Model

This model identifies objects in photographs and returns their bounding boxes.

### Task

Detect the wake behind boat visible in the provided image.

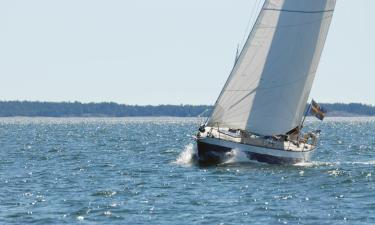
[196,0,336,165]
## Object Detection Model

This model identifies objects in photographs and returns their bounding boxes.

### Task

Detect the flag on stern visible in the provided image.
[310,100,327,121]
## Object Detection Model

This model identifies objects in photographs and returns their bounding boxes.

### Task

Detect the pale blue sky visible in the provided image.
[0,0,374,105]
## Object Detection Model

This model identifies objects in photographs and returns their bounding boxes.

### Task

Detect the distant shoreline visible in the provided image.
[0,101,374,118]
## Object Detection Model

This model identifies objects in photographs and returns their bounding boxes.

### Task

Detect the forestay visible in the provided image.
[208,0,336,136]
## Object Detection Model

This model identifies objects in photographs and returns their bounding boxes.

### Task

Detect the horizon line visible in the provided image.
[0,100,374,107]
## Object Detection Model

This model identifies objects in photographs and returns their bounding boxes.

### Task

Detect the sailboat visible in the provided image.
[196,0,336,164]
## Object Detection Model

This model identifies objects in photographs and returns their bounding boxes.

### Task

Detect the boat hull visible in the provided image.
[197,137,314,165]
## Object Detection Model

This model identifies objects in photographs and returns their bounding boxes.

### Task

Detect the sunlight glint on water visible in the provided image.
[0,117,375,224]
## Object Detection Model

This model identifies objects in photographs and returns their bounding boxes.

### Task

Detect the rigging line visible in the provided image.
[240,0,262,48]
[228,89,257,110]
[229,0,266,85]
[208,0,267,121]
[263,8,334,14]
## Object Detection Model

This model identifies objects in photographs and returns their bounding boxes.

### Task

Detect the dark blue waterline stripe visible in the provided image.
[264,8,334,14]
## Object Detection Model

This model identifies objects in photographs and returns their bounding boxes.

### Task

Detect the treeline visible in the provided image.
[0,101,374,117]
[0,101,211,117]
[321,103,375,116]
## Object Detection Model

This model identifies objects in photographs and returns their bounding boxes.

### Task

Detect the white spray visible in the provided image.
[174,143,198,166]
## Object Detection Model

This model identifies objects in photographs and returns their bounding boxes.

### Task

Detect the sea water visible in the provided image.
[0,117,375,225]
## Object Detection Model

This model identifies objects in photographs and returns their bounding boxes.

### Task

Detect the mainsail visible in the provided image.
[208,0,336,136]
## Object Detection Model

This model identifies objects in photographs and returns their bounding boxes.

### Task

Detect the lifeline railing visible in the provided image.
[208,126,317,152]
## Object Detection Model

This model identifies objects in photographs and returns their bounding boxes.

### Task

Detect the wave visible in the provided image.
[350,160,375,165]
[294,160,375,167]
[293,161,339,167]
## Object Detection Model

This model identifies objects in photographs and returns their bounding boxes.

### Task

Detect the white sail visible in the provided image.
[208,0,336,135]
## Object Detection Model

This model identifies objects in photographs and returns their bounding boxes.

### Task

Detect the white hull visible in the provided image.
[197,137,314,165]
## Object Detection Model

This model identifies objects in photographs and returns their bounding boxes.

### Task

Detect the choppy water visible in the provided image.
[1,117,375,225]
